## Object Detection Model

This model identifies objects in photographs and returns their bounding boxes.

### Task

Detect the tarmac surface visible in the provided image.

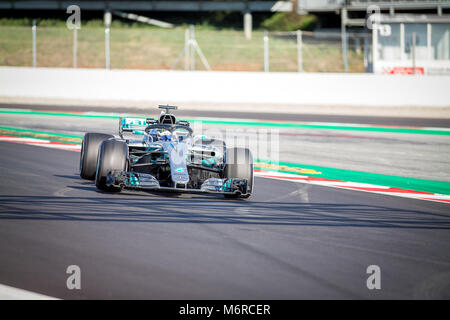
[0,142,449,299]
[0,104,449,299]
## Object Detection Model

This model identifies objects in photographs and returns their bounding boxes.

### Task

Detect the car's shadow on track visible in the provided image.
[0,194,450,230]
[54,174,235,199]
[68,184,229,199]
[54,174,82,180]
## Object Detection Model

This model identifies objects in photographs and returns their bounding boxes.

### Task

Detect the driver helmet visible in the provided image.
[160,130,172,142]
[148,128,160,142]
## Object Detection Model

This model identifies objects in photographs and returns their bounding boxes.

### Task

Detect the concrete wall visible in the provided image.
[0,67,449,108]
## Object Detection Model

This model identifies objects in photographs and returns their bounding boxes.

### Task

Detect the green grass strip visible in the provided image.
[0,126,83,138]
[1,109,450,135]
[190,119,450,136]
[255,159,450,195]
[0,126,82,144]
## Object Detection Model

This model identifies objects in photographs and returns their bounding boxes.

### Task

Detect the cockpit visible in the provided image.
[119,105,193,147]
[145,124,193,144]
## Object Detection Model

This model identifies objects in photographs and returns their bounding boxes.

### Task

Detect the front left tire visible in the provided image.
[224,147,254,199]
[80,132,114,180]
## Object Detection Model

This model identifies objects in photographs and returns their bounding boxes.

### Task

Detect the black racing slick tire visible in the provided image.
[95,139,128,192]
[224,147,254,199]
[80,132,114,180]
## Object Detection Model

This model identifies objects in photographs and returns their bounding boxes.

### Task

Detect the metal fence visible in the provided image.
[268,30,371,73]
[0,24,372,72]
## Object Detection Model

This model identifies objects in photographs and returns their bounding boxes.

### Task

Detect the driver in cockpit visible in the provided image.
[147,129,180,143]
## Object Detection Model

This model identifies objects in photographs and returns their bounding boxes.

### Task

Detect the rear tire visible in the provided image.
[224,147,253,199]
[95,140,128,192]
[80,132,114,180]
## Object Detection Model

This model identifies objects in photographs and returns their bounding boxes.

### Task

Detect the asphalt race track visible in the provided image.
[1,142,450,299]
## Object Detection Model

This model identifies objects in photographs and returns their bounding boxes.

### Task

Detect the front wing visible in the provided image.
[106,171,250,196]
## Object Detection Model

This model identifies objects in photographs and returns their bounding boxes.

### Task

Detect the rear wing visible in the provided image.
[119,116,190,137]
[119,117,156,136]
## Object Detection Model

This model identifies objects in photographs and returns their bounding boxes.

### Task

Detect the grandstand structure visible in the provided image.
[0,1,293,36]
[298,1,449,33]
[299,0,449,14]
[297,1,450,72]
[0,0,292,12]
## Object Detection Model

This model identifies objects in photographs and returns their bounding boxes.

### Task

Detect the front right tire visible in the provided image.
[95,139,128,192]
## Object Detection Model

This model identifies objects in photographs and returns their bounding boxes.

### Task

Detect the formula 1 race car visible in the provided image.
[79,105,253,198]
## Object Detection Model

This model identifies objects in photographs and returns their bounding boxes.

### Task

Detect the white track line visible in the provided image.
[0,284,59,300]
[0,136,81,151]
[255,170,450,204]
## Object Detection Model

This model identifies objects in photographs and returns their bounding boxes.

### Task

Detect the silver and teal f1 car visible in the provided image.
[79,105,254,198]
